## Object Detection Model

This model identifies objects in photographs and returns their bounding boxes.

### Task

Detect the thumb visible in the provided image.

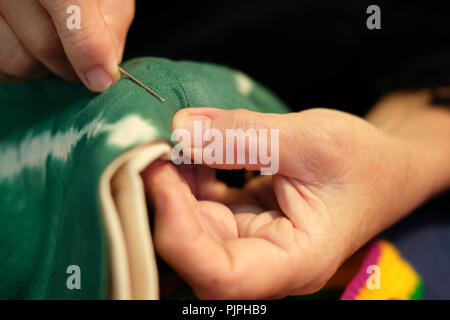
[172,107,301,175]
[39,0,121,92]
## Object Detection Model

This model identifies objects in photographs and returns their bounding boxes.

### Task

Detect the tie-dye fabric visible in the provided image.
[0,57,288,299]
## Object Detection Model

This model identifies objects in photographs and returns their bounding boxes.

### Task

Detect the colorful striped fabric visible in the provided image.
[340,240,423,300]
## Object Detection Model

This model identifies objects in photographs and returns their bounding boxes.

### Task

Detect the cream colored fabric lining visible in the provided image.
[99,141,172,300]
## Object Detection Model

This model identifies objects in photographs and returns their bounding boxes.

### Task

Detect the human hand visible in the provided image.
[143,106,441,299]
[0,0,135,91]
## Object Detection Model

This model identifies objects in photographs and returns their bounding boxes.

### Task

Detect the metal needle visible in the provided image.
[119,66,166,102]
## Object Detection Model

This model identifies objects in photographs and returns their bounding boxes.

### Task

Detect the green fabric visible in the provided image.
[410,278,424,300]
[0,57,289,299]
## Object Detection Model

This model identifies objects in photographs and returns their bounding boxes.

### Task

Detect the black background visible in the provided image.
[1,299,446,316]
[124,0,450,117]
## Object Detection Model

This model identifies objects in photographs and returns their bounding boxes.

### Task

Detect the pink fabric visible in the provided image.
[340,241,382,300]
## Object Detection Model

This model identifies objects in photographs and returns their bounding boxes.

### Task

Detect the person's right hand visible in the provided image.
[0,0,135,91]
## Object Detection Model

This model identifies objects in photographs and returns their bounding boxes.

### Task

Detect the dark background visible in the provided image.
[126,0,450,298]
[124,0,450,116]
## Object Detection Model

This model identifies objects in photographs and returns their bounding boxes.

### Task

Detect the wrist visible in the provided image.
[337,126,436,258]
[367,90,450,197]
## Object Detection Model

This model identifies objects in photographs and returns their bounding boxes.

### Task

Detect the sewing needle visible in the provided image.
[119,66,166,102]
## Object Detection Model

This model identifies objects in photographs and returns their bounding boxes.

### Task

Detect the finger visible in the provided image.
[99,0,135,63]
[176,164,198,195]
[197,200,238,242]
[207,176,278,214]
[219,237,304,299]
[242,175,279,210]
[175,164,255,205]
[176,164,216,199]
[143,161,309,298]
[0,0,77,81]
[0,13,46,79]
[229,215,324,296]
[194,165,218,199]
[142,161,233,291]
[196,179,262,212]
[172,107,300,175]
[235,210,282,237]
[39,0,121,92]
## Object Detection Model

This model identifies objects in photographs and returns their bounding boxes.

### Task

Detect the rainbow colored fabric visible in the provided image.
[341,240,423,300]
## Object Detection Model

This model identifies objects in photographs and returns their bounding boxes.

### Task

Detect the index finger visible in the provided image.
[39,0,120,91]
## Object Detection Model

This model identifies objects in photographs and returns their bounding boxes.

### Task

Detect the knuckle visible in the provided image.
[246,215,263,235]
[274,217,295,241]
[230,109,251,129]
[231,109,266,130]
[63,26,96,48]
[60,26,109,64]
[300,108,350,149]
[296,108,354,175]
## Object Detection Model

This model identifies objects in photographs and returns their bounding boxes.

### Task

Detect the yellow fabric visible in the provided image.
[356,240,421,300]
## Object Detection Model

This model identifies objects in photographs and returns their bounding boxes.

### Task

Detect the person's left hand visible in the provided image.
[143,161,317,299]
[143,106,440,299]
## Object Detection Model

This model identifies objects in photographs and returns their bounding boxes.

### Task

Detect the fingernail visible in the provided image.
[173,112,211,133]
[86,66,113,92]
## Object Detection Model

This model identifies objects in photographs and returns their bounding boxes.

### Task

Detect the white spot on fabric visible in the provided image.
[0,114,156,181]
[0,116,103,181]
[235,71,253,95]
[103,115,156,148]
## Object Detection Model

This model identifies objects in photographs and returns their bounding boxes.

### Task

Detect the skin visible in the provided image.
[0,0,135,91]
[1,2,448,299]
[142,90,450,299]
